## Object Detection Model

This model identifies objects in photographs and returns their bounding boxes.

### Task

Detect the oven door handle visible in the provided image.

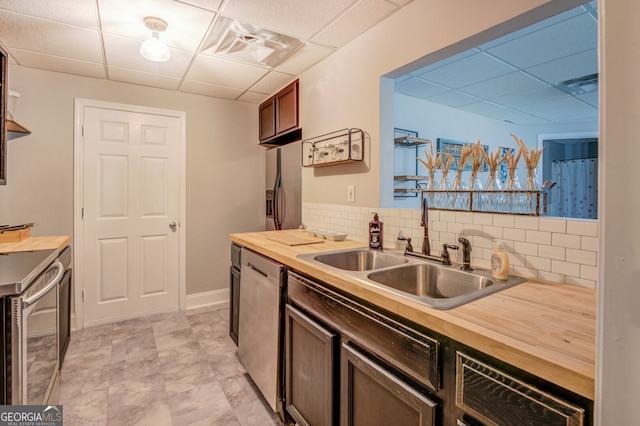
[23,261,64,307]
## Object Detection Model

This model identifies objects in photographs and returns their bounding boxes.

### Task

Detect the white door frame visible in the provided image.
[73,98,187,330]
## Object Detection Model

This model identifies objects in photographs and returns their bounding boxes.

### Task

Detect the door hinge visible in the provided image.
[82,290,84,301]
[82,124,85,136]
[81,207,84,219]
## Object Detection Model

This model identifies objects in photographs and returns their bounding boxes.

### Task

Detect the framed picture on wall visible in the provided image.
[437,138,489,172]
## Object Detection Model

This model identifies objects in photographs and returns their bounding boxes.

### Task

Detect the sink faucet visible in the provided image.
[404,237,459,266]
[420,195,431,255]
[458,237,473,271]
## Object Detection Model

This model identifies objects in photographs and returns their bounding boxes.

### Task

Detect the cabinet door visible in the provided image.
[229,266,240,345]
[341,343,437,426]
[286,304,338,426]
[259,98,276,141]
[275,81,298,135]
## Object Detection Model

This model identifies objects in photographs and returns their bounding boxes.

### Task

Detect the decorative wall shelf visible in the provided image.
[421,190,544,216]
[302,128,364,167]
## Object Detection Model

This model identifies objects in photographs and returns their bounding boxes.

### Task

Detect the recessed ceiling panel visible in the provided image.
[395,78,449,99]
[103,34,193,78]
[9,48,105,79]
[180,80,244,100]
[426,91,479,108]
[0,11,103,62]
[275,42,335,75]
[221,0,355,40]
[108,66,182,91]
[313,0,397,48]
[517,96,597,122]
[459,71,544,99]
[486,14,597,69]
[0,0,99,29]
[485,108,552,125]
[456,101,511,117]
[237,90,270,103]
[187,54,268,89]
[526,49,598,84]
[250,72,297,94]
[576,91,598,108]
[418,52,515,89]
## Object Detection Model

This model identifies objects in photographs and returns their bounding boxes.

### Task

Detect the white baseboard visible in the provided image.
[185,288,230,310]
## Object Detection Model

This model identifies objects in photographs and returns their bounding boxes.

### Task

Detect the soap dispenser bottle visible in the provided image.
[369,213,383,250]
[490,241,510,280]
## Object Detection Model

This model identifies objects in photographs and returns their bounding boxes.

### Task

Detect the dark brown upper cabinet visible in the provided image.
[259,79,301,147]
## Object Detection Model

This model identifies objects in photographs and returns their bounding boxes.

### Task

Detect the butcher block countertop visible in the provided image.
[230,230,596,400]
[0,236,72,253]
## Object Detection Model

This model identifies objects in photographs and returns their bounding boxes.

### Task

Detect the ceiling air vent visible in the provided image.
[554,73,598,95]
[204,17,303,67]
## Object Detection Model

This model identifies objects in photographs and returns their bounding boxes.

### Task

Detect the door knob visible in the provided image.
[169,222,177,232]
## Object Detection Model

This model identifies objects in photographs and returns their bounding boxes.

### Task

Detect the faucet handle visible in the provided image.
[441,243,458,266]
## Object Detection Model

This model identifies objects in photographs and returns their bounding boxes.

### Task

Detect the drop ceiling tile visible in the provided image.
[478,6,584,50]
[221,0,354,40]
[491,86,565,109]
[98,0,214,51]
[576,91,598,108]
[517,96,597,122]
[426,91,479,108]
[275,42,334,75]
[173,0,224,13]
[418,52,514,89]
[0,0,99,29]
[103,34,193,78]
[485,108,552,125]
[525,49,597,84]
[250,72,296,94]
[486,14,597,69]
[0,11,103,62]
[187,54,268,89]
[457,101,513,117]
[459,71,544,99]
[9,48,105,79]
[395,78,449,99]
[313,0,397,48]
[237,90,270,104]
[387,0,413,6]
[180,80,244,100]
[108,66,181,90]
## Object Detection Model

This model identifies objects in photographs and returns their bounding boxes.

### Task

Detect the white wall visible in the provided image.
[0,66,265,296]
[597,0,640,423]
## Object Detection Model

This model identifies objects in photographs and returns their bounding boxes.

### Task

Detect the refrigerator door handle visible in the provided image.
[273,149,283,230]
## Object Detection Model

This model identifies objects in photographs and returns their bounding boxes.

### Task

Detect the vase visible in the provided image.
[524,167,541,213]
[502,167,521,213]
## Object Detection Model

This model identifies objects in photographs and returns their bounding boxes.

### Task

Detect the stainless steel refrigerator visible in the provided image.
[265,141,302,230]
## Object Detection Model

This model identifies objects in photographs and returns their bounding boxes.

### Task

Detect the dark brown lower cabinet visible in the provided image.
[285,305,338,426]
[341,343,438,426]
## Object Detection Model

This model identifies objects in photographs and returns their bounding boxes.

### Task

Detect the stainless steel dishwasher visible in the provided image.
[237,248,285,415]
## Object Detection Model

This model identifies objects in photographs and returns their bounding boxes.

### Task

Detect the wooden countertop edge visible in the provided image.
[0,236,72,253]
[229,231,596,400]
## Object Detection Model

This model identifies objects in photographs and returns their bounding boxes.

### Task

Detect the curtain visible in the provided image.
[550,158,598,219]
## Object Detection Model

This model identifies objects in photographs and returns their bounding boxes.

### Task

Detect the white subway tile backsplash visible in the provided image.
[526,230,552,245]
[514,241,538,256]
[539,217,567,233]
[552,233,582,249]
[581,236,599,252]
[567,219,598,237]
[303,203,599,289]
[581,264,598,281]
[551,260,580,277]
[566,248,597,267]
[503,227,526,242]
[493,214,515,228]
[514,216,539,230]
[473,213,493,226]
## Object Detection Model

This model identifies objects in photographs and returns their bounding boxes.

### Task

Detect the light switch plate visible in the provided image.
[347,185,355,203]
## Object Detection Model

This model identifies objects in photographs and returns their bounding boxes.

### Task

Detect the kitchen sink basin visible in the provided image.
[309,249,408,271]
[366,263,526,309]
[298,248,526,309]
[367,263,494,299]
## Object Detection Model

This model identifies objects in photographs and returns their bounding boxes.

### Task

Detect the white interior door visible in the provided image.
[82,105,181,325]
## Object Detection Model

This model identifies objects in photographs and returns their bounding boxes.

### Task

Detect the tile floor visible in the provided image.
[58,304,282,426]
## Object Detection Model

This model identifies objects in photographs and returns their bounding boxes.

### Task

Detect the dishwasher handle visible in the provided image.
[247,262,268,278]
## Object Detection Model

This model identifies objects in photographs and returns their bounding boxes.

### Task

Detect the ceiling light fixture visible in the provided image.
[140,17,170,62]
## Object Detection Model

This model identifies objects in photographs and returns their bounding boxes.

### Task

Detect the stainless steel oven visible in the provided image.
[0,246,71,405]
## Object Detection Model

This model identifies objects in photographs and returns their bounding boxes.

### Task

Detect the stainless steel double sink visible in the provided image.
[298,248,526,309]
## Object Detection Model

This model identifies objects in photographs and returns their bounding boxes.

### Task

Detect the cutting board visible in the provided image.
[267,234,324,246]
